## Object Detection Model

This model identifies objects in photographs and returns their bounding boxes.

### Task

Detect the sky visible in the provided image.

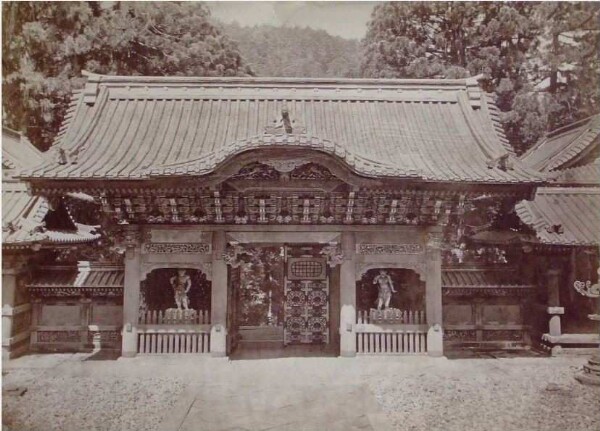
[207,1,378,40]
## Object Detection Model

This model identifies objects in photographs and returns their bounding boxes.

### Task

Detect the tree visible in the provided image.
[2,1,249,150]
[500,3,599,153]
[361,2,600,154]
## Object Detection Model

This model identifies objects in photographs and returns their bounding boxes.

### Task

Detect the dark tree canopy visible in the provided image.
[2,1,249,150]
[361,1,600,154]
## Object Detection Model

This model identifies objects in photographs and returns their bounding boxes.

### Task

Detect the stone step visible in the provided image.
[239,326,284,341]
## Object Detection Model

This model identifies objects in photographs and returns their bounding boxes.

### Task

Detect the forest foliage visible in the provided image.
[361,2,600,153]
[2,1,599,154]
[221,22,360,79]
[2,1,249,150]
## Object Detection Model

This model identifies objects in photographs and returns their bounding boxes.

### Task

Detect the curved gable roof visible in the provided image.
[22,73,542,185]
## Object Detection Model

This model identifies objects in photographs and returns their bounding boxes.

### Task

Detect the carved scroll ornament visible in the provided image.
[356,244,423,255]
[142,243,211,254]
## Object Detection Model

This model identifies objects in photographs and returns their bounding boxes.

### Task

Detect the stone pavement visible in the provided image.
[2,353,397,431]
[159,358,394,431]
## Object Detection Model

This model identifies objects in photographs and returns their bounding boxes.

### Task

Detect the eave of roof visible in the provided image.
[21,72,543,187]
[442,267,535,288]
[2,180,100,248]
[548,157,600,186]
[515,187,600,246]
[2,127,47,173]
[520,114,600,172]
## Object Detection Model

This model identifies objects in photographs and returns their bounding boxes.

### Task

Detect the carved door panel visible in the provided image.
[284,254,329,345]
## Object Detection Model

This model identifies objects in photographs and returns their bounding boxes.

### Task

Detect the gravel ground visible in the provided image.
[369,356,600,431]
[2,354,599,431]
[2,362,186,431]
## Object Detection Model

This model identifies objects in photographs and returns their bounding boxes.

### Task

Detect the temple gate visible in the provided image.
[22,73,544,358]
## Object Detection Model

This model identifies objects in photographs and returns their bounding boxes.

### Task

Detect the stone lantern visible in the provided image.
[573,267,600,385]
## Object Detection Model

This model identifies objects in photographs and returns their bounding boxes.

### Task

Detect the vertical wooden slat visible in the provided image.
[173,333,179,353]
[392,333,397,353]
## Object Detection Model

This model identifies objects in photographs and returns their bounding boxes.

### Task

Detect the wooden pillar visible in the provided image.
[210,231,228,357]
[79,297,92,350]
[2,257,30,361]
[426,228,444,357]
[121,246,141,357]
[547,268,563,338]
[339,231,356,357]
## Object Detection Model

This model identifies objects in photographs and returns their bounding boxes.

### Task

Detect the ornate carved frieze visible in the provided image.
[37,331,80,343]
[442,287,535,297]
[444,330,477,341]
[98,189,514,227]
[356,244,423,255]
[482,330,523,341]
[29,286,123,298]
[142,243,211,254]
[290,163,334,180]
[231,162,280,180]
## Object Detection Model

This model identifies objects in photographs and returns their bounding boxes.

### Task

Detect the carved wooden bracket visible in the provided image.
[223,242,252,268]
[320,243,344,268]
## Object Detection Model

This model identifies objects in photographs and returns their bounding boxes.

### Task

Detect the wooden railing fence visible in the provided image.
[356,309,428,355]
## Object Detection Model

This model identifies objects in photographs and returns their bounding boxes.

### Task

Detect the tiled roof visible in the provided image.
[22,73,542,185]
[27,264,124,297]
[442,268,533,288]
[2,128,46,175]
[2,183,100,246]
[515,187,600,246]
[2,182,49,244]
[2,129,100,248]
[520,114,600,172]
[549,157,600,186]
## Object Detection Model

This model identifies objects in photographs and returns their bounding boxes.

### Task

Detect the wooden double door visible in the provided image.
[228,243,335,353]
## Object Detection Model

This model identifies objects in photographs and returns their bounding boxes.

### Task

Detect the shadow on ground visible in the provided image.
[445,348,548,359]
[83,349,121,361]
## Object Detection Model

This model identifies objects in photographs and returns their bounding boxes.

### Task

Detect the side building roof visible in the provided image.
[517,116,599,247]
[520,114,600,173]
[515,187,600,246]
[21,73,542,186]
[2,128,100,249]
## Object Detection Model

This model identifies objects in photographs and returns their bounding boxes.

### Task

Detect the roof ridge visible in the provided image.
[82,70,478,88]
[546,113,600,139]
